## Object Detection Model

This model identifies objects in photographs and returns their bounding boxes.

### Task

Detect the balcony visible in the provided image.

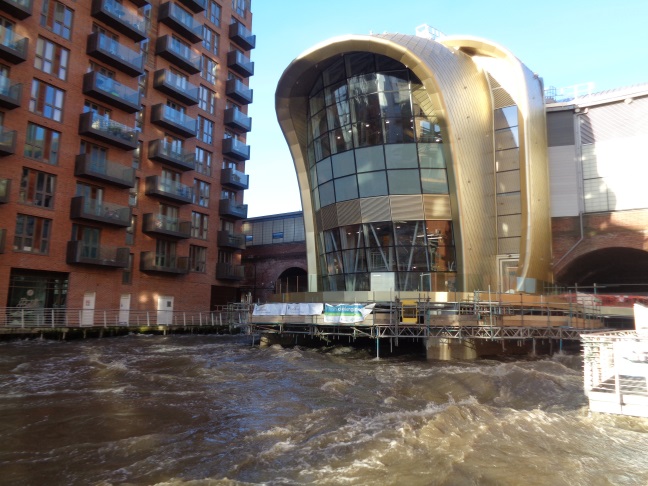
[220,168,249,190]
[155,35,201,74]
[159,2,203,43]
[0,0,33,19]
[129,0,149,6]
[222,137,250,161]
[153,69,198,105]
[176,0,205,13]
[145,175,193,204]
[79,111,139,150]
[219,199,248,219]
[0,127,17,156]
[91,0,147,42]
[227,50,254,78]
[151,104,197,138]
[140,251,189,274]
[66,240,129,267]
[224,107,251,132]
[0,75,21,109]
[148,139,195,171]
[75,154,135,188]
[83,72,141,113]
[229,22,255,51]
[226,78,253,105]
[217,230,245,250]
[70,195,132,227]
[87,32,144,76]
[216,262,244,280]
[0,178,10,203]
[142,213,191,238]
[0,31,28,64]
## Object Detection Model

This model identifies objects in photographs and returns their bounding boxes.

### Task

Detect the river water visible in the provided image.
[0,335,647,486]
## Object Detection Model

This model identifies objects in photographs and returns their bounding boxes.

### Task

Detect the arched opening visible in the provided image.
[275,267,308,294]
[557,247,648,294]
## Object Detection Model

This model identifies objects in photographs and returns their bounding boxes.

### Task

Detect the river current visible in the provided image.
[0,334,647,486]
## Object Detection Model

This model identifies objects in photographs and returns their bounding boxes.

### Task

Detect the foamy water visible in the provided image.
[0,335,646,485]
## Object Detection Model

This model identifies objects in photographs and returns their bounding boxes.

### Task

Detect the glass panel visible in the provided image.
[494,106,518,130]
[357,171,388,198]
[355,145,385,172]
[377,71,410,91]
[309,108,328,141]
[326,101,351,129]
[352,119,383,147]
[387,169,420,194]
[380,90,412,119]
[348,73,378,95]
[415,118,441,143]
[495,127,519,150]
[421,168,448,194]
[325,80,348,106]
[313,133,330,161]
[316,157,332,184]
[345,53,375,76]
[334,175,357,202]
[418,143,445,168]
[319,180,335,207]
[308,89,325,117]
[323,228,341,253]
[331,150,355,178]
[351,93,382,122]
[329,125,354,154]
[322,57,345,86]
[383,117,415,144]
[385,143,418,169]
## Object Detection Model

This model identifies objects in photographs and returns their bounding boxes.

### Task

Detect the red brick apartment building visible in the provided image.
[0,0,254,313]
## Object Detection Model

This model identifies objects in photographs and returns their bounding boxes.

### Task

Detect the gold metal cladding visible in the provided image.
[276,33,552,292]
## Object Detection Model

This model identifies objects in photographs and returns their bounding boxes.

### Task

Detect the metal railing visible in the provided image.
[0,305,251,329]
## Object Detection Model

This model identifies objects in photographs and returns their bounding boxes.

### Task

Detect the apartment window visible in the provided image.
[122,253,133,284]
[201,55,217,84]
[71,225,100,259]
[189,245,207,273]
[218,250,233,264]
[221,188,235,200]
[138,71,148,98]
[24,123,60,165]
[198,116,213,144]
[132,141,142,170]
[194,179,210,207]
[14,214,52,254]
[126,215,136,245]
[88,62,115,78]
[155,239,177,267]
[40,0,74,40]
[205,1,221,27]
[34,37,69,81]
[30,80,65,122]
[129,177,139,207]
[198,85,215,114]
[202,26,219,55]
[84,100,111,117]
[191,211,208,239]
[135,108,145,131]
[232,0,249,18]
[139,39,149,67]
[195,147,212,176]
[19,168,56,209]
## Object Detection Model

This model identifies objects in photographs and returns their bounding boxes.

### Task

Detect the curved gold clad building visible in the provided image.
[276,33,552,295]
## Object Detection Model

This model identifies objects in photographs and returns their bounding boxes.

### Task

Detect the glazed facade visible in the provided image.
[277,34,553,294]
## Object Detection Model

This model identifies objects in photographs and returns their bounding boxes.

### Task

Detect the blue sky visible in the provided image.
[244,0,648,217]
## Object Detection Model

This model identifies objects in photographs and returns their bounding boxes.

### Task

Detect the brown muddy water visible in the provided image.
[0,335,647,485]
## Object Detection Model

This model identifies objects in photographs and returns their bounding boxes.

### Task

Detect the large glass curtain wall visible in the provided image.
[307,52,456,291]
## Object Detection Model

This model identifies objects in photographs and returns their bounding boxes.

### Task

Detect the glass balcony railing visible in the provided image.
[145,175,193,204]
[217,230,246,250]
[0,74,22,109]
[83,71,141,113]
[225,78,253,105]
[153,69,198,105]
[216,262,245,280]
[140,251,189,274]
[155,35,201,74]
[176,0,206,13]
[142,213,191,238]
[0,30,28,63]
[159,2,203,43]
[79,111,139,150]
[219,199,248,219]
[87,31,144,76]
[66,240,129,267]
[220,168,249,190]
[224,107,251,132]
[227,50,254,78]
[148,139,196,171]
[229,22,256,50]
[0,126,17,156]
[74,154,135,188]
[0,0,33,20]
[70,195,132,227]
[91,0,147,42]
[151,104,197,137]
[222,137,250,161]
